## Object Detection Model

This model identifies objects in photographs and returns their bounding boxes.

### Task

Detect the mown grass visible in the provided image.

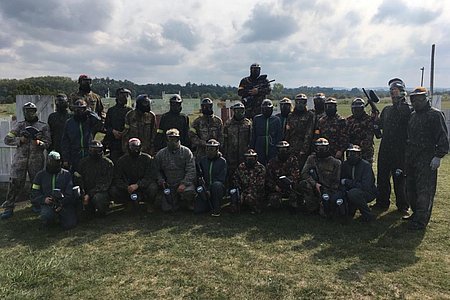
[1,101,450,299]
[1,161,450,299]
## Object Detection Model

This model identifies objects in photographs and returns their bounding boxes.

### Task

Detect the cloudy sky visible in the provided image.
[0,0,449,88]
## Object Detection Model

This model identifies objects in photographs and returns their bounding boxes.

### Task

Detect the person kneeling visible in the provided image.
[340,145,377,222]
[154,129,196,212]
[33,151,77,230]
[74,141,114,217]
[110,138,157,213]
[195,139,227,216]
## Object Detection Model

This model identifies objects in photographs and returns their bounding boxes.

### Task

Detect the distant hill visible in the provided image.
[0,76,448,104]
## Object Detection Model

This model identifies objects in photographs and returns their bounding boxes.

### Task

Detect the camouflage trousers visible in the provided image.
[267,192,299,210]
[295,180,321,214]
[241,188,264,212]
[406,157,438,228]
[2,160,44,211]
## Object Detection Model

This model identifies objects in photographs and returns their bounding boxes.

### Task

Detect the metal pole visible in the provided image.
[430,44,435,98]
[420,67,424,86]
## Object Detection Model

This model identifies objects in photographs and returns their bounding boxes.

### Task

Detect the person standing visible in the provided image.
[372,78,412,214]
[48,94,71,153]
[223,102,252,185]
[154,94,190,151]
[345,98,377,163]
[238,63,272,119]
[189,98,223,161]
[250,99,281,165]
[405,87,449,230]
[70,74,105,121]
[275,97,292,139]
[285,93,315,170]
[1,102,51,219]
[104,88,133,163]
[122,94,157,156]
[316,97,347,160]
[61,99,103,172]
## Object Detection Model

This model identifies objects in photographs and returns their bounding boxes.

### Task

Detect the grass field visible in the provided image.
[1,101,450,299]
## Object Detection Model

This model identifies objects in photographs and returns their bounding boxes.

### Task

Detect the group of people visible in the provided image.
[1,65,448,232]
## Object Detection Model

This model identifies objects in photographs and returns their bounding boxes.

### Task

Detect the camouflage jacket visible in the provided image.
[5,119,51,164]
[223,117,252,168]
[265,155,301,192]
[189,114,223,159]
[154,145,196,187]
[406,104,449,162]
[233,161,266,192]
[316,114,348,155]
[345,112,375,161]
[70,90,105,121]
[301,154,341,192]
[310,109,326,132]
[285,109,315,155]
[122,110,157,155]
[238,76,272,119]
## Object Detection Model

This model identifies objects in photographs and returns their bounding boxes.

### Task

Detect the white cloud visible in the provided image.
[0,0,449,88]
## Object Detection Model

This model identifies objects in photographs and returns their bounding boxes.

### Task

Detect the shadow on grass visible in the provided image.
[0,204,424,276]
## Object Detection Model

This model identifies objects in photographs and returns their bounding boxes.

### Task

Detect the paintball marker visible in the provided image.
[229,187,241,213]
[48,188,64,212]
[162,182,175,212]
[195,163,213,212]
[21,126,41,140]
[362,88,382,139]
[242,75,275,104]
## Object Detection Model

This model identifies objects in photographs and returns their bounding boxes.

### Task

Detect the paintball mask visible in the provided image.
[232,102,245,121]
[261,99,273,118]
[276,141,290,162]
[166,128,181,151]
[46,151,62,174]
[250,63,261,79]
[345,144,362,166]
[72,100,88,121]
[351,98,365,119]
[201,98,213,116]
[88,140,104,159]
[279,98,292,116]
[78,74,92,92]
[313,93,326,113]
[315,138,331,159]
[55,94,69,112]
[128,138,142,157]
[244,149,258,168]
[294,94,308,112]
[324,98,337,118]
[116,88,131,106]
[23,102,38,123]
[136,94,151,113]
[409,87,429,112]
[169,95,183,114]
[389,78,406,105]
[206,139,220,160]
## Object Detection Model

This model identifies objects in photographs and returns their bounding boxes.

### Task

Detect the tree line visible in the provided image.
[0,76,394,104]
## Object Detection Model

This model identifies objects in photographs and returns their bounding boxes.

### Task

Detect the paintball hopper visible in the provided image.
[130,193,139,201]
[23,126,40,139]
